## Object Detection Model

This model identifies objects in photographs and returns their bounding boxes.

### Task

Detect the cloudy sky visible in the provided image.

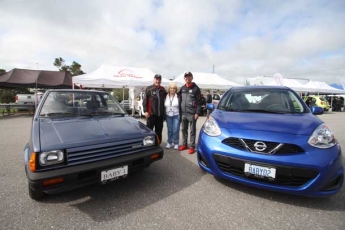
[0,0,344,84]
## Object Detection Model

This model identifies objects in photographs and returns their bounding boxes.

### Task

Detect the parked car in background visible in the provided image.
[24,89,164,200]
[303,95,330,111]
[15,92,44,105]
[212,93,222,107]
[198,86,343,197]
[120,99,132,114]
[134,91,145,116]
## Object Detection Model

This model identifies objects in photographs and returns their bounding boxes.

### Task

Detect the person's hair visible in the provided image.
[206,90,210,93]
[167,82,178,93]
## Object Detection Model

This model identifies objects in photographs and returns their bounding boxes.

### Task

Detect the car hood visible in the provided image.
[38,116,151,149]
[213,110,323,135]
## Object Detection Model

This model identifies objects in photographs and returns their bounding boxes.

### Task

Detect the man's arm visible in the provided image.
[195,86,202,116]
[142,87,149,113]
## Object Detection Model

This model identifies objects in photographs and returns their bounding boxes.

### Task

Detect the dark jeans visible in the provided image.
[181,114,197,148]
[146,115,164,144]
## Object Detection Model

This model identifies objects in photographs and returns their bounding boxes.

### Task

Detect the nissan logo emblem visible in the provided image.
[254,142,267,151]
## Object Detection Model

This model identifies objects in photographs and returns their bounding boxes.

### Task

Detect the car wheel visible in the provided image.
[28,184,44,201]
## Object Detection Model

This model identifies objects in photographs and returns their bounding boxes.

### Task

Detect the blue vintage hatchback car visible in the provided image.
[24,89,163,200]
[197,86,343,197]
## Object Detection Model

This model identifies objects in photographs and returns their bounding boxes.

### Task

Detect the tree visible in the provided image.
[69,61,85,76]
[0,69,6,75]
[53,57,85,76]
[112,88,129,101]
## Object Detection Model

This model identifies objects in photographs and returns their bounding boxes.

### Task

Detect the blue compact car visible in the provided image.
[24,89,163,200]
[197,86,343,197]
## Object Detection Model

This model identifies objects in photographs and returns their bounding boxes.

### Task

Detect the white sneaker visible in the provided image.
[166,143,172,149]
[174,145,179,150]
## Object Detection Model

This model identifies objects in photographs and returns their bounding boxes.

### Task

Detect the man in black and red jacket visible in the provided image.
[143,74,167,144]
[177,71,202,154]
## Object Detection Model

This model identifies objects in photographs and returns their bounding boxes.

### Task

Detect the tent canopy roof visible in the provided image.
[173,72,240,89]
[0,68,73,88]
[72,65,170,88]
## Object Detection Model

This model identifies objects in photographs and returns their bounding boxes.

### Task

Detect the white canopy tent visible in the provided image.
[72,65,170,88]
[266,78,310,92]
[245,75,345,94]
[72,65,171,112]
[172,72,240,89]
[303,81,345,94]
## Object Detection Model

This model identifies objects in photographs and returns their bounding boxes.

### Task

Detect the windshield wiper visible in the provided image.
[90,111,126,116]
[245,109,292,114]
[40,112,76,117]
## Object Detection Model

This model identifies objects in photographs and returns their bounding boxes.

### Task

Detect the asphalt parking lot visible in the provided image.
[0,112,344,230]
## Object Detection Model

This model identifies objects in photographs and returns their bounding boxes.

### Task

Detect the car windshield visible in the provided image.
[218,88,307,114]
[38,90,126,117]
[319,97,328,102]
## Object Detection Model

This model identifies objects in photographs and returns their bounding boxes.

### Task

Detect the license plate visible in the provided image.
[101,165,128,182]
[244,163,276,179]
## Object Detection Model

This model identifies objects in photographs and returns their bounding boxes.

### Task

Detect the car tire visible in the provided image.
[28,184,44,201]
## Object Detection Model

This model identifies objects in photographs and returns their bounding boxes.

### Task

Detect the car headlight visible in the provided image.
[143,136,155,146]
[308,123,336,149]
[39,150,64,166]
[203,116,221,136]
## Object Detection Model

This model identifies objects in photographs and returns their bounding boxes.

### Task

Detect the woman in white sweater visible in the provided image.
[164,83,180,150]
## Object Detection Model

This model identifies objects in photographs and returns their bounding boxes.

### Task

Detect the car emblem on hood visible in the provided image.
[254,142,267,151]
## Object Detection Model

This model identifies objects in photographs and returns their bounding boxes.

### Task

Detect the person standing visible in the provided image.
[206,90,213,116]
[178,72,202,154]
[143,74,167,144]
[164,83,180,150]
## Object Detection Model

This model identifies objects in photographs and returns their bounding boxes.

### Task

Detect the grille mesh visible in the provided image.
[222,137,304,154]
[66,138,148,165]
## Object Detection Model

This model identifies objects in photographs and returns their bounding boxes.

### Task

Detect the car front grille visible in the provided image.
[222,137,304,155]
[66,138,149,165]
[213,154,318,187]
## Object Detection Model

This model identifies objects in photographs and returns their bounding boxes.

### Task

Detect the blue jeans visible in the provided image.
[166,115,179,145]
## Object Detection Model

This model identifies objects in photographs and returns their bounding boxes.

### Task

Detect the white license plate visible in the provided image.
[244,163,276,179]
[101,165,128,182]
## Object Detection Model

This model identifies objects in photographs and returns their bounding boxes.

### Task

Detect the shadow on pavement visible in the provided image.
[214,176,345,211]
[41,144,205,222]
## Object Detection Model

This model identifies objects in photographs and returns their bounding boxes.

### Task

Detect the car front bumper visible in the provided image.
[26,147,164,194]
[197,132,344,197]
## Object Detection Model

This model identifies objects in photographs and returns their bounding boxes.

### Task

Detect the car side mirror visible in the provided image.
[311,106,324,115]
[206,103,215,110]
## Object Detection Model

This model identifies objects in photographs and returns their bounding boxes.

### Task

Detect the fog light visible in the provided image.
[43,177,64,187]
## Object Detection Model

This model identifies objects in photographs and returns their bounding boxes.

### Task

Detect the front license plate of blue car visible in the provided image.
[101,165,128,182]
[244,163,276,179]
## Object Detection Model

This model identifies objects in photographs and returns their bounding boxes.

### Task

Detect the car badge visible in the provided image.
[132,144,142,149]
[254,142,267,151]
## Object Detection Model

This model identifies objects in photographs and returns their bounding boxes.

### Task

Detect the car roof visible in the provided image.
[46,89,108,93]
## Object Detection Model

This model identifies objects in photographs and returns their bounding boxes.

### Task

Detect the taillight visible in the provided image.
[15,95,18,102]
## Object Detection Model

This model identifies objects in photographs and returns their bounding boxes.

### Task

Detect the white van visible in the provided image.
[134,92,145,116]
[15,93,43,105]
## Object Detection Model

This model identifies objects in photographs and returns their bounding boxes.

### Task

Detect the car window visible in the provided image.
[218,88,307,113]
[39,91,126,117]
[213,94,220,100]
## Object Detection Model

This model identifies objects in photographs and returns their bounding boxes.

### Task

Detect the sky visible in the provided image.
[0,0,345,85]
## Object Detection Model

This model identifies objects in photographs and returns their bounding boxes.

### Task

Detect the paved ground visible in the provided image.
[0,112,344,230]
